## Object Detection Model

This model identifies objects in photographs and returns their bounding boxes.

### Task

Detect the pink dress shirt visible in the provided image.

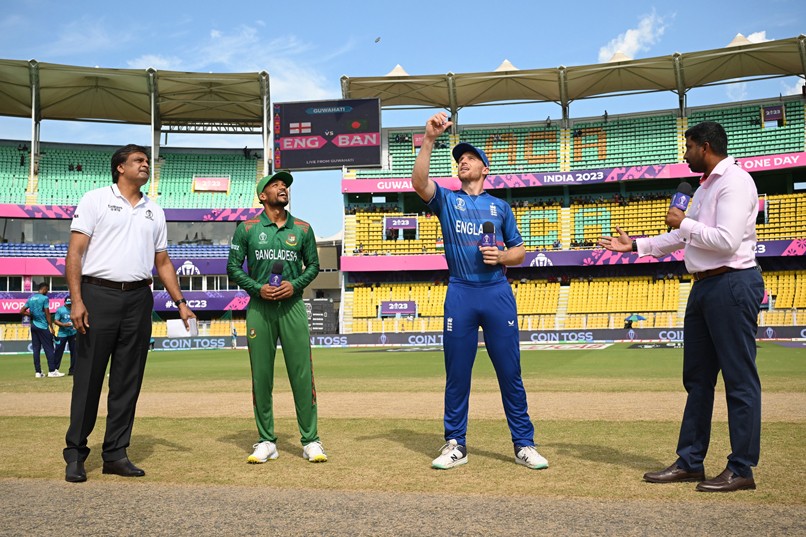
[636,156,759,273]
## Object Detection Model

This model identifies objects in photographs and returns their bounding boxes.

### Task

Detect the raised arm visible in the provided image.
[412,112,452,203]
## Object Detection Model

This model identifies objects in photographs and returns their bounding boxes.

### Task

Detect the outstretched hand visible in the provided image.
[598,226,633,253]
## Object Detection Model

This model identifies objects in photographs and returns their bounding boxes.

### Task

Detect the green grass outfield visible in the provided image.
[1,342,804,504]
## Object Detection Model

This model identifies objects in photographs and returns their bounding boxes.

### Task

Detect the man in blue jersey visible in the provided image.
[412,112,548,470]
[53,297,77,375]
[20,282,61,378]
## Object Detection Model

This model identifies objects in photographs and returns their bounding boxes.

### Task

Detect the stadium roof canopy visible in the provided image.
[0,60,269,134]
[341,35,806,115]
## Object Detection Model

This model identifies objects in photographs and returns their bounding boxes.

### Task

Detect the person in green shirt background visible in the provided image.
[227,171,325,464]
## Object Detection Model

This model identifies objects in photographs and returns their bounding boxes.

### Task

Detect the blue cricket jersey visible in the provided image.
[427,182,523,283]
[54,306,77,337]
[24,294,50,330]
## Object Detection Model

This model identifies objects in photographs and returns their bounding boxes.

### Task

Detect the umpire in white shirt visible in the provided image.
[63,144,195,483]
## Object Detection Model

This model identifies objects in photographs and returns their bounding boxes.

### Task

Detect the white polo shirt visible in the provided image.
[71,184,167,281]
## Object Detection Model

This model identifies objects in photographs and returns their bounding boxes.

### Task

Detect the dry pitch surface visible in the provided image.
[1,344,804,535]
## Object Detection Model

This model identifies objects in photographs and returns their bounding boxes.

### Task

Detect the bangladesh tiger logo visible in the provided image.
[285,233,297,246]
[249,328,257,339]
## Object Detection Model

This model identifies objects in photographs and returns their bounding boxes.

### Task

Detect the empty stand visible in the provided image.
[0,144,29,204]
[156,152,259,209]
[688,100,805,158]
[569,114,679,169]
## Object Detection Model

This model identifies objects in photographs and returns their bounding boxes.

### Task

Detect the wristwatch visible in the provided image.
[631,240,638,252]
[174,297,187,307]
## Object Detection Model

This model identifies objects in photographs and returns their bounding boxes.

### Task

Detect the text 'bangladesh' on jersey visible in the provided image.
[227,211,320,300]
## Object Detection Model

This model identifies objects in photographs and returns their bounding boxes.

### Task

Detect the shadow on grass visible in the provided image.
[127,435,185,465]
[216,428,303,457]
[549,442,666,470]
[358,428,513,464]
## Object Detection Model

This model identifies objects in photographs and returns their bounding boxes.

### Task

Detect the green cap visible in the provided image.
[256,171,294,195]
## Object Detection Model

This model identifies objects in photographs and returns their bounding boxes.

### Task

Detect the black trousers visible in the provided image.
[64,282,153,463]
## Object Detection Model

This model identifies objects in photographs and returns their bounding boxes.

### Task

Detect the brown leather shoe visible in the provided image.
[696,468,756,492]
[643,463,705,483]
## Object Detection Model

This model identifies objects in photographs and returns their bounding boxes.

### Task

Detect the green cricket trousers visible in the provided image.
[246,296,318,445]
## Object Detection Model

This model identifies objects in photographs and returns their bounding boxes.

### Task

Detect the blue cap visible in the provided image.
[452,143,490,168]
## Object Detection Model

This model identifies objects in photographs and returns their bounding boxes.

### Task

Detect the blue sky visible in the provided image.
[1,0,804,237]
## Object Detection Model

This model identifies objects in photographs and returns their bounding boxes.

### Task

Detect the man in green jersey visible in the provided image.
[227,171,325,463]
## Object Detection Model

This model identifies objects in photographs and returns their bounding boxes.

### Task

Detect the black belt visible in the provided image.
[82,276,152,291]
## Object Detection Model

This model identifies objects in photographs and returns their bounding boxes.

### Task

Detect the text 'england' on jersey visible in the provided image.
[427,182,523,283]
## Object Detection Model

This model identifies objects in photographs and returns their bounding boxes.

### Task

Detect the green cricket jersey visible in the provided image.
[227,211,319,299]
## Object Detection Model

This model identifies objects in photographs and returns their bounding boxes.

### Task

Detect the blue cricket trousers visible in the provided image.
[442,278,535,448]
[31,325,56,373]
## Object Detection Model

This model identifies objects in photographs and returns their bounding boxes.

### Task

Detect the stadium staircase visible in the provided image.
[559,129,571,172]
[25,176,38,205]
[677,281,692,325]
[560,207,571,247]
[676,118,688,161]
[148,158,161,198]
[554,286,570,329]
[341,290,355,333]
[343,214,357,254]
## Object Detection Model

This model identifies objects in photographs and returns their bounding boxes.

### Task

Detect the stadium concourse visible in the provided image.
[1,94,805,350]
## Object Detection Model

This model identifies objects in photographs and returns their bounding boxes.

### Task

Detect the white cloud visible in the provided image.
[42,17,120,58]
[598,11,668,62]
[726,82,748,102]
[746,31,771,43]
[127,54,184,71]
[781,78,804,96]
[151,24,339,102]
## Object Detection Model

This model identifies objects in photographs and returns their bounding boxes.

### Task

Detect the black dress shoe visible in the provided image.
[696,468,756,492]
[643,463,705,483]
[65,460,87,483]
[102,457,145,477]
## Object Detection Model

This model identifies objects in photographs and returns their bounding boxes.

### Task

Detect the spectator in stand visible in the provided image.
[68,163,75,172]
[75,163,83,172]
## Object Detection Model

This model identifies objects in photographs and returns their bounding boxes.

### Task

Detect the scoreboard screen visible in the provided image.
[273,98,381,171]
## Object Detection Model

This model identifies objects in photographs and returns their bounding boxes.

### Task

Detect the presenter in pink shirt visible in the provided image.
[600,122,764,492]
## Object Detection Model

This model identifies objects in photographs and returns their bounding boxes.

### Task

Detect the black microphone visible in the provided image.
[667,182,693,231]
[480,221,496,247]
[269,260,283,287]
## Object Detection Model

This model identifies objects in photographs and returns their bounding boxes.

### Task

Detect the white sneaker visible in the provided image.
[431,439,468,469]
[515,445,549,469]
[302,441,328,463]
[47,370,65,378]
[247,441,278,463]
[35,372,45,378]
